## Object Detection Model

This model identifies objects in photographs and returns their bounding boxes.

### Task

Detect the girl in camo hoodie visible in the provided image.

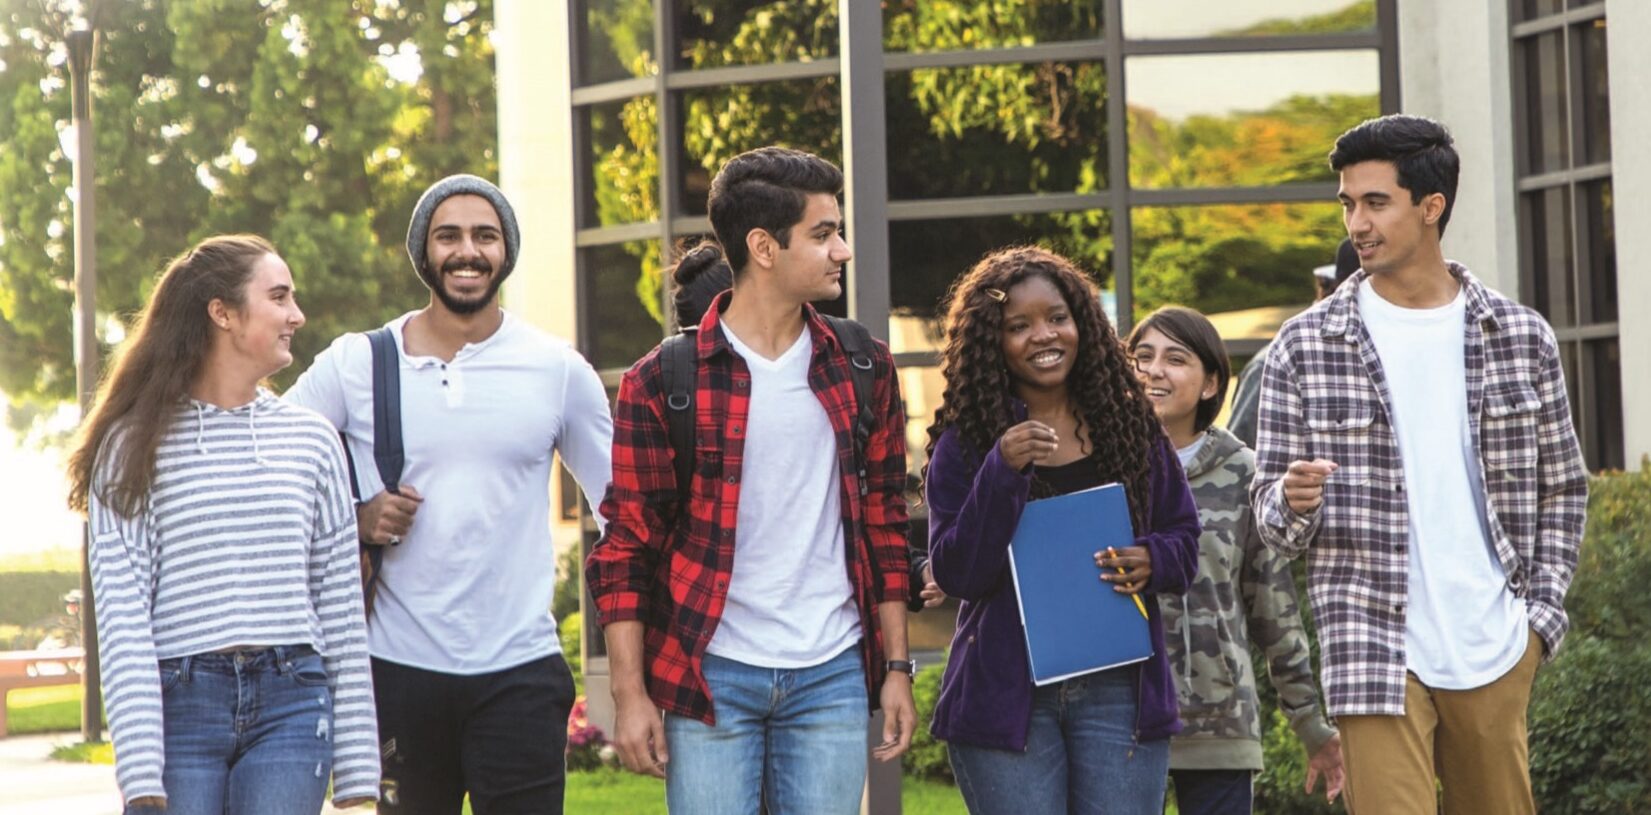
[1128,307,1341,815]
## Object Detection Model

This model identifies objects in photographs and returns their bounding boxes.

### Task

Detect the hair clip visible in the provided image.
[984,287,1007,303]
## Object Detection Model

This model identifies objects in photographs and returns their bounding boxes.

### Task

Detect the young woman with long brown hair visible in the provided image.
[66,235,378,813]
[922,246,1200,814]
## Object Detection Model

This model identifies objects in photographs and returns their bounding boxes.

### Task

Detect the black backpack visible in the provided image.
[658,315,880,503]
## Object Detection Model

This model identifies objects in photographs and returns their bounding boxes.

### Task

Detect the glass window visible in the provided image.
[1126,51,1379,189]
[886,62,1107,200]
[1585,339,1624,471]
[579,97,660,228]
[1580,179,1615,324]
[677,77,842,215]
[1122,0,1376,39]
[887,212,1115,324]
[578,0,656,86]
[1131,202,1345,322]
[884,0,1103,53]
[1520,187,1574,328]
[1520,31,1569,175]
[1515,0,1565,23]
[1579,19,1611,165]
[674,0,839,70]
[582,241,667,370]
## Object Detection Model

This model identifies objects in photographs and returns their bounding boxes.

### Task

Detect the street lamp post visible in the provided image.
[65,24,103,745]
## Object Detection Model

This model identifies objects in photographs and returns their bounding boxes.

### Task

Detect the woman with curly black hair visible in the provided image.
[923,246,1201,814]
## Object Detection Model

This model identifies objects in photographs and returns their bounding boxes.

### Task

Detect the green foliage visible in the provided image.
[553,544,583,623]
[0,570,78,628]
[1221,1,1376,37]
[1528,636,1651,812]
[1254,709,1338,815]
[902,654,952,783]
[0,0,498,430]
[1525,460,1651,812]
[1564,459,1651,640]
[560,611,584,697]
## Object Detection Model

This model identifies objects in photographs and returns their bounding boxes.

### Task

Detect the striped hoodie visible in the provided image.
[87,389,378,805]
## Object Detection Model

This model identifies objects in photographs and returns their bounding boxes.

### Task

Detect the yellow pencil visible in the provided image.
[1107,546,1150,620]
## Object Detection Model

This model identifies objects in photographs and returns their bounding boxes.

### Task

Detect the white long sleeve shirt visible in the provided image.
[89,390,379,805]
[284,311,614,673]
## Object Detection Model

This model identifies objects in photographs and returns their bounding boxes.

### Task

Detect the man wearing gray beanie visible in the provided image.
[286,174,614,814]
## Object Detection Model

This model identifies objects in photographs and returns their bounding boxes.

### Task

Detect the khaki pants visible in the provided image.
[1338,629,1543,814]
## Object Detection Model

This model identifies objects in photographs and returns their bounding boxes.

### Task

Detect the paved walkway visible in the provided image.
[0,733,367,813]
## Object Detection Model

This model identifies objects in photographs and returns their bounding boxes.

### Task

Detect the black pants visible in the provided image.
[372,654,576,815]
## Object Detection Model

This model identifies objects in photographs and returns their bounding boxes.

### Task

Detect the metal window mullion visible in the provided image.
[1131,184,1340,207]
[653,0,677,335]
[1510,3,1606,39]
[884,40,1106,71]
[1552,322,1619,343]
[576,222,664,246]
[1121,32,1381,57]
[1377,0,1402,112]
[1106,0,1131,331]
[664,59,840,89]
[840,0,892,340]
[572,77,656,106]
[886,192,1112,221]
[1516,162,1611,191]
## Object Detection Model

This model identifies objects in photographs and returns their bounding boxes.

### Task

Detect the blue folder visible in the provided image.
[1007,483,1153,685]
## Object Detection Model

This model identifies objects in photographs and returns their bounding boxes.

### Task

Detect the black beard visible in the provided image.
[425,259,503,315]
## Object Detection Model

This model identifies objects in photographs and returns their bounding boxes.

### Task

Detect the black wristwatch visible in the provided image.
[885,658,917,678]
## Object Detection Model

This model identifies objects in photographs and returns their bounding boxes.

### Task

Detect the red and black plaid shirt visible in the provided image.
[585,292,911,724]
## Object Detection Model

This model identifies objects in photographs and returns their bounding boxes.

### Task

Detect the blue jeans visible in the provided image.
[948,668,1168,815]
[1170,769,1253,815]
[664,645,868,815]
[128,645,333,815]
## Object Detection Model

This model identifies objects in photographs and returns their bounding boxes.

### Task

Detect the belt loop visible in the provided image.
[180,654,194,684]
[274,644,291,674]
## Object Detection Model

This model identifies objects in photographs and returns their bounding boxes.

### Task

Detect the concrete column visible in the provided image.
[1396,0,1520,296]
[1605,0,1651,466]
[496,0,578,341]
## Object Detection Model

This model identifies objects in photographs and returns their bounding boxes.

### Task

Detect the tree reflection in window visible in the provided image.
[676,0,840,70]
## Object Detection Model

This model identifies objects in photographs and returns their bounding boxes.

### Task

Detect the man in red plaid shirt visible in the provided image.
[585,147,916,813]
[1251,116,1588,813]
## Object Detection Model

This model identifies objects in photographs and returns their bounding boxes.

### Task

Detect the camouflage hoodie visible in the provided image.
[1162,426,1336,770]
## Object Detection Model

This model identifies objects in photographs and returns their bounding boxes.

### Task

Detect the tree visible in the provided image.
[0,0,499,435]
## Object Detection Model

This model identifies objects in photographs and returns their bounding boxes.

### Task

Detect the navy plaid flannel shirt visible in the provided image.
[1250,264,1588,717]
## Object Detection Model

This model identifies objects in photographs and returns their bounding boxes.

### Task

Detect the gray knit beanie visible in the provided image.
[406,174,521,289]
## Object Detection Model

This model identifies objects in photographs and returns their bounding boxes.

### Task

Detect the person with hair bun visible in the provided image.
[668,241,735,331]
[66,235,379,813]
[922,246,1201,814]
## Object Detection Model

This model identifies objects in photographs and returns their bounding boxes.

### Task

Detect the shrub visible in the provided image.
[1253,709,1338,815]
[1528,635,1651,812]
[1525,460,1651,812]
[553,544,583,623]
[902,656,952,784]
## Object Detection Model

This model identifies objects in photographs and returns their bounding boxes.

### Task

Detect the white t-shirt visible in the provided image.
[1357,283,1528,689]
[705,322,861,668]
[284,311,614,674]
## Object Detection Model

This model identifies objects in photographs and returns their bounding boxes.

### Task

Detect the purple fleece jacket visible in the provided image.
[925,425,1201,751]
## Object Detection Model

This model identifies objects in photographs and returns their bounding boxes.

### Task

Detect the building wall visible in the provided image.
[1606,0,1651,466]
[1396,0,1520,296]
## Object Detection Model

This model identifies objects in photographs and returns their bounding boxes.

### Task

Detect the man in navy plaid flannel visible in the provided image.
[1250,115,1587,813]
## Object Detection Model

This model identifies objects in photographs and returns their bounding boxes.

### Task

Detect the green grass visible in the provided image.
[49,740,114,764]
[0,549,81,572]
[5,683,91,735]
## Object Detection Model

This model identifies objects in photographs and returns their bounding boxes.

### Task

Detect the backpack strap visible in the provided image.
[355,326,404,618]
[660,330,699,508]
[822,315,878,498]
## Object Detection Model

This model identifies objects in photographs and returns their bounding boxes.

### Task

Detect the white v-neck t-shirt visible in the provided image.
[705,322,860,668]
[1358,283,1528,689]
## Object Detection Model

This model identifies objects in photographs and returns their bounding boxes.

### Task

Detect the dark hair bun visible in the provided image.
[673,243,725,287]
